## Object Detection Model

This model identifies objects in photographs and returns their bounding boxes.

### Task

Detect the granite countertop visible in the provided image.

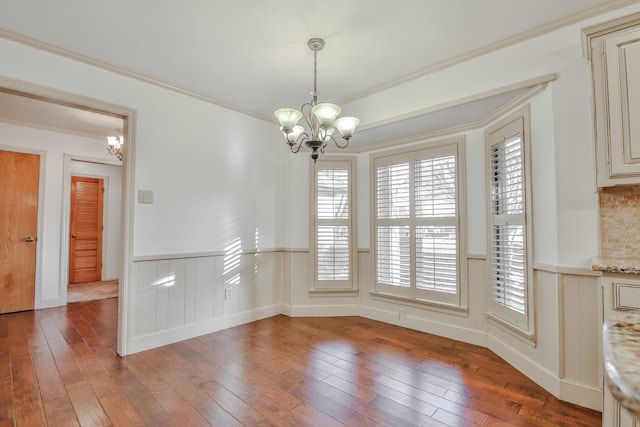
[592,257,640,274]
[604,311,640,418]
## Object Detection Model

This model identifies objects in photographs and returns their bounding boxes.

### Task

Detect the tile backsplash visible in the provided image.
[599,184,640,260]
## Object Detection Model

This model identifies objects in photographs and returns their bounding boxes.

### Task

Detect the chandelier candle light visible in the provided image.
[106,128,124,161]
[275,38,359,161]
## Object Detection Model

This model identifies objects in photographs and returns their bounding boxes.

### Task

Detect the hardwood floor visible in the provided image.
[0,299,601,426]
[67,280,119,303]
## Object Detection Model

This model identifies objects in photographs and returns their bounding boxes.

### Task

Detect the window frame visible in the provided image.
[371,138,467,310]
[486,109,534,336]
[310,156,358,294]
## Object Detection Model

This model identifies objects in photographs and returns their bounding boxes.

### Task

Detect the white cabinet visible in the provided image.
[586,16,640,187]
[602,277,640,427]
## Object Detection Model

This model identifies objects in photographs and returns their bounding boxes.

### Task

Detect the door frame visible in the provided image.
[0,145,46,310]
[0,75,136,356]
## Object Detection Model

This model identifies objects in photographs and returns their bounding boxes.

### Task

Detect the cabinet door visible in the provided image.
[605,28,640,179]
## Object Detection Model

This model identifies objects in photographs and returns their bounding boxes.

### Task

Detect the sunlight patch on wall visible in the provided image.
[152,274,176,288]
[224,238,242,287]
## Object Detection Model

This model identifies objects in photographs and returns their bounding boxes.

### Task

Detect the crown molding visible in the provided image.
[336,0,639,106]
[0,29,272,123]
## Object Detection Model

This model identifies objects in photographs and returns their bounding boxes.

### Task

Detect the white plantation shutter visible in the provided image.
[374,144,462,305]
[491,224,525,313]
[377,225,411,287]
[314,162,353,288]
[488,116,531,330]
[416,226,457,293]
[415,155,456,218]
[376,163,410,219]
[415,155,457,295]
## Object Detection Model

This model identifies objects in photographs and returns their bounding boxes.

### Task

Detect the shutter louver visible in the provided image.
[490,134,526,315]
[316,168,351,283]
[376,163,410,219]
[415,155,456,218]
[317,226,350,281]
[491,137,523,215]
[491,224,525,313]
[416,226,457,293]
[377,225,411,287]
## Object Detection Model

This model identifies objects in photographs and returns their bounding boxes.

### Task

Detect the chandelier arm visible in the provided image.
[328,135,350,149]
[289,134,309,154]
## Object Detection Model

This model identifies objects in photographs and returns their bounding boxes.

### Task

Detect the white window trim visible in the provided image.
[485,107,535,338]
[370,138,468,311]
[309,156,358,294]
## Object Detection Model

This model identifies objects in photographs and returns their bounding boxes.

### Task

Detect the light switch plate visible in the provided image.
[138,189,154,204]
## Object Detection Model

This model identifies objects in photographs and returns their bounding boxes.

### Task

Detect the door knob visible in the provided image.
[71,234,76,238]
[25,236,34,243]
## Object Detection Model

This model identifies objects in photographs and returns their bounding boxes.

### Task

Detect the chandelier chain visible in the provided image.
[313,49,318,99]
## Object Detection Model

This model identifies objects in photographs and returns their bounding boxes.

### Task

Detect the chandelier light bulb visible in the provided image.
[311,103,341,127]
[286,125,304,143]
[274,108,303,130]
[334,117,360,139]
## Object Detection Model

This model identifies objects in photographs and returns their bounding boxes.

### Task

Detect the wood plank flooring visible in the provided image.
[67,280,118,303]
[0,298,601,426]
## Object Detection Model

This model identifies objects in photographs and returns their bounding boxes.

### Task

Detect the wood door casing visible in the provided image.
[0,150,39,314]
[69,176,104,284]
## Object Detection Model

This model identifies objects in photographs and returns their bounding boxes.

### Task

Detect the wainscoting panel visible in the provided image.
[129,252,281,354]
[561,273,602,392]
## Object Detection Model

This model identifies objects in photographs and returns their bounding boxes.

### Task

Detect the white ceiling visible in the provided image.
[0,0,634,145]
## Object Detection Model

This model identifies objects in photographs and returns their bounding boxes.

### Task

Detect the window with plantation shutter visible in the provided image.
[487,115,532,332]
[313,159,356,291]
[373,141,466,307]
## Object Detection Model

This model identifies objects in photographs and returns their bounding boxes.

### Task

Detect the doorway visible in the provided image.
[0,82,133,355]
[66,162,122,303]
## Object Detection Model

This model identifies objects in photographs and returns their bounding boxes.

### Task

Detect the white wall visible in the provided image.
[0,36,288,355]
[0,122,117,306]
[70,160,122,280]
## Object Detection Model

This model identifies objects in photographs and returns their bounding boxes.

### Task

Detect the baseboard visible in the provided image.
[488,333,560,397]
[127,304,282,354]
[36,297,64,309]
[359,305,488,347]
[280,303,292,316]
[560,379,603,412]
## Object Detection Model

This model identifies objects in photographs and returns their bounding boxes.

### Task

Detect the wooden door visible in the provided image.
[0,150,39,314]
[69,176,104,284]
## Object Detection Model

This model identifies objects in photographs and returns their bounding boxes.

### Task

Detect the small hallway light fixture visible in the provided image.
[274,38,360,161]
[106,128,123,161]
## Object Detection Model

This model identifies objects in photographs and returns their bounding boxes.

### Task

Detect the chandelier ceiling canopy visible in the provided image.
[275,38,359,161]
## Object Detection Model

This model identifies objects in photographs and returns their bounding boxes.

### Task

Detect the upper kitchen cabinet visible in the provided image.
[585,14,640,187]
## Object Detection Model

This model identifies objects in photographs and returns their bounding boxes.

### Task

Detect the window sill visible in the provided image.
[369,291,468,317]
[487,312,536,347]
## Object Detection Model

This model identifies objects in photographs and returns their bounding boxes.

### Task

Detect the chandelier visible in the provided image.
[275,38,359,161]
[106,128,123,161]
